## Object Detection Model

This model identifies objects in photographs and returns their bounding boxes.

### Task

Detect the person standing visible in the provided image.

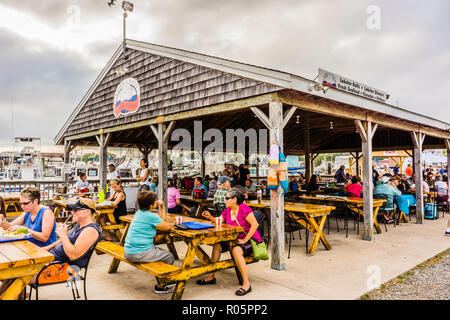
[393,164,400,176]
[405,164,413,178]
[238,163,251,187]
[135,159,150,210]
[107,163,120,180]
[334,165,346,184]
[372,164,380,187]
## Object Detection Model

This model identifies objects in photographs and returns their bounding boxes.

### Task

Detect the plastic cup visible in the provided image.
[176,216,182,224]
[215,216,223,229]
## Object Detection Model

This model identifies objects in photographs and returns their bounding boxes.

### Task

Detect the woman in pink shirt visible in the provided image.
[347,176,363,197]
[167,179,192,215]
[199,188,261,296]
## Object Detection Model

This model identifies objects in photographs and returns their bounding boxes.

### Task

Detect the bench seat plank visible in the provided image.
[96,241,180,277]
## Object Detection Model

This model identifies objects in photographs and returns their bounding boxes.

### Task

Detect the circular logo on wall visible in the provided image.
[113,78,140,117]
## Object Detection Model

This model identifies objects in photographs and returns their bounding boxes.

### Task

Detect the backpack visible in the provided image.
[192,188,207,199]
[253,209,265,239]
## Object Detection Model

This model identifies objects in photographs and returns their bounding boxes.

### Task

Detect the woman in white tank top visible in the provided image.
[136,159,150,210]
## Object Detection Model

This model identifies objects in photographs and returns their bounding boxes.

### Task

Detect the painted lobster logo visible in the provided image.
[113,78,141,117]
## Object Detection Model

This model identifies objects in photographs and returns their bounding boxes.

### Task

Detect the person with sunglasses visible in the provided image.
[199,188,261,296]
[41,198,101,267]
[0,186,57,247]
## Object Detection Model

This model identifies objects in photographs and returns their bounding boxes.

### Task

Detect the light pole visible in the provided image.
[108,1,134,59]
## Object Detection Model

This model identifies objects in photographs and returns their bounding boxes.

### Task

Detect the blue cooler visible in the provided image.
[424,203,438,220]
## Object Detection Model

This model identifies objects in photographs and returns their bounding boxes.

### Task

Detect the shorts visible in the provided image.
[124,246,175,265]
[168,205,182,214]
[220,240,253,257]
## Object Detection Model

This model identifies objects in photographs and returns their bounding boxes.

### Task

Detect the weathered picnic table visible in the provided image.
[96,213,258,300]
[246,200,335,255]
[53,199,123,239]
[179,194,214,217]
[300,195,387,234]
[1,193,23,219]
[0,240,54,300]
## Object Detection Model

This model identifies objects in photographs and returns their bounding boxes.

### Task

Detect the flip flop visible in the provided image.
[235,286,252,296]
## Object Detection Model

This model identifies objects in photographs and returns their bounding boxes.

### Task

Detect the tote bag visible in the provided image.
[235,215,269,260]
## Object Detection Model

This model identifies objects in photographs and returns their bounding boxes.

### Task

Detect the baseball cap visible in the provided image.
[218,176,231,185]
[67,198,96,213]
[381,176,390,184]
[108,163,115,167]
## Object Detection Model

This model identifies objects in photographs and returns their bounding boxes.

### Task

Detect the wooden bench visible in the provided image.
[95,241,181,279]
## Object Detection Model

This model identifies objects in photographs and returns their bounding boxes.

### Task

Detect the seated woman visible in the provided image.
[124,191,175,294]
[305,175,320,192]
[43,198,101,268]
[167,179,192,215]
[347,176,363,197]
[75,172,90,196]
[0,187,58,298]
[99,178,127,241]
[0,187,57,247]
[199,188,262,296]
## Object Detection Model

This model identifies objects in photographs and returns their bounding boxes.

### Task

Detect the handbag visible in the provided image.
[235,214,269,260]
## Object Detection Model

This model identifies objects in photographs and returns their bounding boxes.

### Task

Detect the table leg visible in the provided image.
[306,216,329,256]
[171,241,197,300]
[0,275,33,300]
[166,235,179,261]
[372,206,382,234]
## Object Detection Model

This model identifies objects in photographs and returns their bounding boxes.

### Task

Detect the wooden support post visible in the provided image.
[304,112,311,182]
[95,132,111,195]
[251,103,296,271]
[411,132,426,224]
[355,120,377,241]
[151,121,175,208]
[63,140,76,183]
[446,140,450,191]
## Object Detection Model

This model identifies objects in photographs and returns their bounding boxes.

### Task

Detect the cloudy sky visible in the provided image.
[0,0,449,151]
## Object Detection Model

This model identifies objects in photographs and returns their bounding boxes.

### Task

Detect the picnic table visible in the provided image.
[53,199,123,239]
[95,213,257,300]
[246,200,335,255]
[53,192,97,199]
[0,240,54,300]
[0,193,23,219]
[300,195,387,234]
[179,194,214,217]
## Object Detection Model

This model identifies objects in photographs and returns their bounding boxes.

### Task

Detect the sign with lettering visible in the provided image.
[318,68,388,103]
[113,78,140,117]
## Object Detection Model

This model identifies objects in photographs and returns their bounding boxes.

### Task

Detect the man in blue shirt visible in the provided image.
[374,176,402,222]
[192,177,208,196]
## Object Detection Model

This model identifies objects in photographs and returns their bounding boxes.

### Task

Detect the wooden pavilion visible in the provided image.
[55,39,450,270]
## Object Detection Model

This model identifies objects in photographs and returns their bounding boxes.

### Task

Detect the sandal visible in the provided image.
[235,286,252,296]
[196,278,216,285]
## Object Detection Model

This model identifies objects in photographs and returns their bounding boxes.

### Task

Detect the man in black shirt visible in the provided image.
[238,163,250,186]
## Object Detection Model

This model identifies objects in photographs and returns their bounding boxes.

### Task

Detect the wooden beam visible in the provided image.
[250,107,271,130]
[282,106,297,128]
[63,93,277,144]
[360,121,374,241]
[277,90,450,140]
[269,101,285,271]
[411,132,425,223]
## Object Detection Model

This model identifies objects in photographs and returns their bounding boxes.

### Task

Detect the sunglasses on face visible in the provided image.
[20,201,32,206]
[225,196,235,200]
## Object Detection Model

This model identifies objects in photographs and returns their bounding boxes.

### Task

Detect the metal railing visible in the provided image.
[0,178,136,203]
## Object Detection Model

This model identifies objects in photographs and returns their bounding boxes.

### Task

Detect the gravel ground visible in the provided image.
[361,249,450,300]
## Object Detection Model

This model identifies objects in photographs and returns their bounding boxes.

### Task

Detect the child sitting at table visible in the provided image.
[124,190,176,294]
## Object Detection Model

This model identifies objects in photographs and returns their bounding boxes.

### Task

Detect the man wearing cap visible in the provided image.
[107,163,120,181]
[374,175,402,222]
[42,198,101,268]
[214,176,232,206]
